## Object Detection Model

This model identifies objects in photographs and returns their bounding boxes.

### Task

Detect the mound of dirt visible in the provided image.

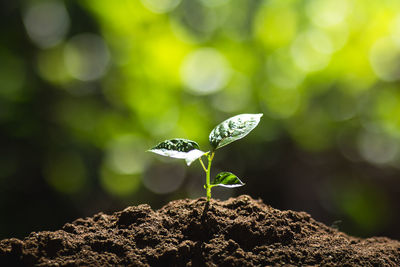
[1,195,399,266]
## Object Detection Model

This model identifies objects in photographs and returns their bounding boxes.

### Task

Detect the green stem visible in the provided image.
[205,152,215,201]
[198,157,207,172]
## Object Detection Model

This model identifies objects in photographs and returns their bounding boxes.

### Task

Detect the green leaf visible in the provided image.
[209,113,263,150]
[148,138,205,166]
[211,172,245,188]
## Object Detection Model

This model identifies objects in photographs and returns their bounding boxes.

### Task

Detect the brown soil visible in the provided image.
[1,195,399,266]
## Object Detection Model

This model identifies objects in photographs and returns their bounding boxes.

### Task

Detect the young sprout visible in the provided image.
[148,113,263,201]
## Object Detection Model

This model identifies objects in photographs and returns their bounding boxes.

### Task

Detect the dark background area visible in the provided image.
[1,0,400,241]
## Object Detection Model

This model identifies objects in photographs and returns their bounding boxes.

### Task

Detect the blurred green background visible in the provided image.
[1,0,400,240]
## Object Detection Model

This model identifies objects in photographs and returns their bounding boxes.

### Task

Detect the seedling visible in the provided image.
[148,113,263,201]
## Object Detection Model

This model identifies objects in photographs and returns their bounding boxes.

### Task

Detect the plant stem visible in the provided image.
[198,157,207,172]
[205,152,215,201]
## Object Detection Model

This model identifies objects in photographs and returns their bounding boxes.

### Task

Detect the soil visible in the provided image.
[1,195,400,266]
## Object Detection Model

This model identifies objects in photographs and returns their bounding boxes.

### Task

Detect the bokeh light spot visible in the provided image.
[37,45,70,84]
[181,48,231,95]
[390,14,400,46]
[306,0,351,28]
[357,131,398,165]
[143,162,185,194]
[64,33,110,81]
[291,30,331,72]
[180,1,219,35]
[104,135,148,175]
[369,37,400,82]
[100,165,141,197]
[308,28,334,55]
[23,1,70,48]
[141,0,181,14]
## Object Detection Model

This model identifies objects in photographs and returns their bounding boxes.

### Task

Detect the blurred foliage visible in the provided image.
[1,0,400,240]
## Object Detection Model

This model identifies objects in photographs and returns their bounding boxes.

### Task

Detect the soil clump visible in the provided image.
[1,195,399,266]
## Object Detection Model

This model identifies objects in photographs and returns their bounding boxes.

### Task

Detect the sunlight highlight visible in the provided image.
[23,1,70,48]
[64,33,110,81]
[181,48,231,95]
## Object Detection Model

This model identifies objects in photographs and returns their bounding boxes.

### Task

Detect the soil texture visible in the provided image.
[1,195,400,266]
